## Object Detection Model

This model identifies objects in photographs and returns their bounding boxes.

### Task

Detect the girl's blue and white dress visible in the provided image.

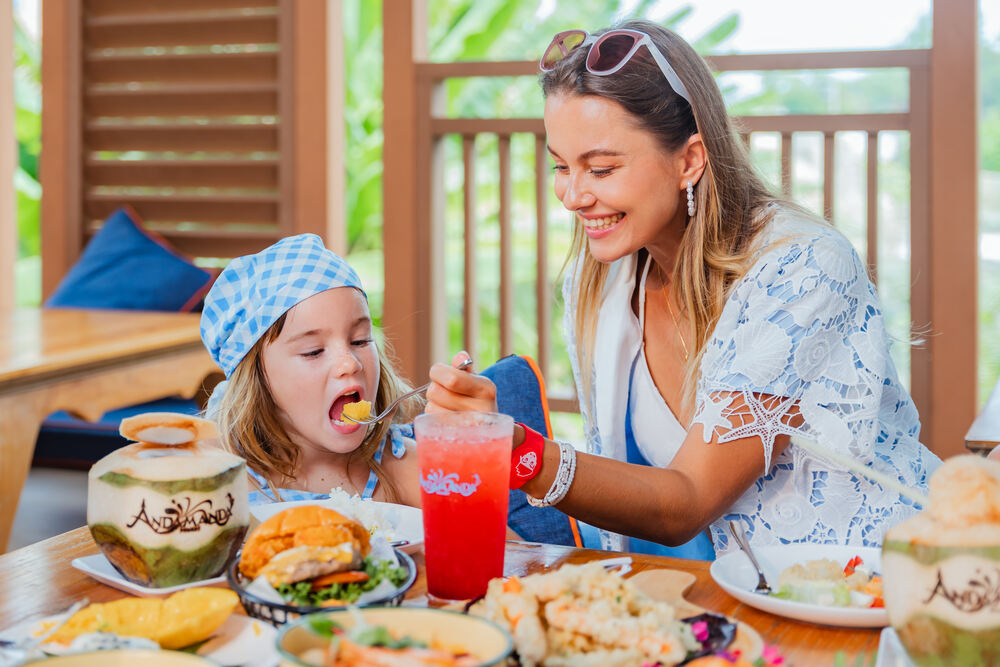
[244,424,412,505]
[564,209,941,557]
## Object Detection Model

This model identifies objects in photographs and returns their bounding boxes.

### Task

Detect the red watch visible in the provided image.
[510,423,545,489]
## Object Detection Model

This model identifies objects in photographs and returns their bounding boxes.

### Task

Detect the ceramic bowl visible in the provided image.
[276,607,513,667]
[32,649,215,665]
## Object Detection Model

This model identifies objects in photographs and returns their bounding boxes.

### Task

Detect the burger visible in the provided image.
[238,505,408,607]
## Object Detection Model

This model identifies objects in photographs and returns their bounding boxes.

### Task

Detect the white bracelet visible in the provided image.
[526,440,577,508]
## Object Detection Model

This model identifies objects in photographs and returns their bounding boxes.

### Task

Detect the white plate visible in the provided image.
[71,554,227,597]
[249,499,423,555]
[0,613,278,667]
[710,544,888,628]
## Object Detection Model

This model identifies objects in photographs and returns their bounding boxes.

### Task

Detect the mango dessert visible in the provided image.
[48,588,238,650]
[341,400,372,422]
[87,413,249,588]
[882,455,1000,666]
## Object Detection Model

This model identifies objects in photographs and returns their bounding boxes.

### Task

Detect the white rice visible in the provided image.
[327,487,395,540]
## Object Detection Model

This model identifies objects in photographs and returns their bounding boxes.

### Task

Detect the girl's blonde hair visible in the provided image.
[542,19,791,417]
[215,309,421,503]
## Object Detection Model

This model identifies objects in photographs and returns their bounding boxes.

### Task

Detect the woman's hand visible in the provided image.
[425,351,498,414]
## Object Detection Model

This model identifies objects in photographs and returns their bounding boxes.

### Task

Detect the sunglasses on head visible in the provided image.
[539,28,692,106]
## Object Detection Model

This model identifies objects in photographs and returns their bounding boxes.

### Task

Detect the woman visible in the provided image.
[426,20,940,557]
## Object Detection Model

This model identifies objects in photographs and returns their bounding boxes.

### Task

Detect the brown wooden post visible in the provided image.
[866,131,879,284]
[40,0,82,299]
[910,64,931,455]
[462,135,479,362]
[415,55,447,376]
[289,0,330,244]
[278,0,295,237]
[0,0,14,312]
[925,0,978,458]
[326,0,346,252]
[382,0,433,384]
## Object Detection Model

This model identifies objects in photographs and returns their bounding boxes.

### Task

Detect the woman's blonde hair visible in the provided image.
[542,19,790,417]
[215,307,421,503]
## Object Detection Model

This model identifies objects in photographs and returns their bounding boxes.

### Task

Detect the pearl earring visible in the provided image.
[686,181,695,217]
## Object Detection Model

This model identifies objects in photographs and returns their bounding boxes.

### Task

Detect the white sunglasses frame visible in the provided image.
[540,29,692,106]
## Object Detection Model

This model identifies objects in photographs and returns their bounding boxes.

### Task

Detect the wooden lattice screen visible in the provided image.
[40,0,335,296]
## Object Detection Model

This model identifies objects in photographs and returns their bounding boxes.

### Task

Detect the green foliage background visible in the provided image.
[13,13,41,306]
[12,2,1000,410]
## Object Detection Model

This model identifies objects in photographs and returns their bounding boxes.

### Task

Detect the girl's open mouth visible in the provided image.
[329,391,363,434]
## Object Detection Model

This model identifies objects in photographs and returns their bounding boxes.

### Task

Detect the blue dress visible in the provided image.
[246,424,411,505]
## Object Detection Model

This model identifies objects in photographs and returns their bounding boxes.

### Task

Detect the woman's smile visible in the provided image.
[578,212,625,238]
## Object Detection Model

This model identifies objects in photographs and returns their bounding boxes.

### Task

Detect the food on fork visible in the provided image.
[47,587,238,650]
[341,399,372,422]
[88,412,249,588]
[119,412,218,446]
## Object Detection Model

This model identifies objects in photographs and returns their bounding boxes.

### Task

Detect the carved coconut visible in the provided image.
[882,455,1000,666]
[87,414,248,588]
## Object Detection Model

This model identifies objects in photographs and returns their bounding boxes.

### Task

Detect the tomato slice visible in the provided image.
[310,570,371,591]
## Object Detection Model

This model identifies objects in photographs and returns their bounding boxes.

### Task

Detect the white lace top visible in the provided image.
[563,209,942,556]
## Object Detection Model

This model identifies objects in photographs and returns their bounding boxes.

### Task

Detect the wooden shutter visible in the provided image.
[41,0,333,295]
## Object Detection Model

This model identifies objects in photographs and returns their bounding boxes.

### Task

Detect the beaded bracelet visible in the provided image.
[526,440,577,508]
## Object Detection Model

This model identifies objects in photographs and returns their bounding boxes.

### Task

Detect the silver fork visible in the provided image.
[728,520,772,594]
[342,357,474,426]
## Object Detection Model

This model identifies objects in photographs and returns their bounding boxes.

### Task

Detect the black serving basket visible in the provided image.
[226,548,417,626]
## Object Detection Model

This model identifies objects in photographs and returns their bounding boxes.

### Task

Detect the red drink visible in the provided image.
[415,412,512,600]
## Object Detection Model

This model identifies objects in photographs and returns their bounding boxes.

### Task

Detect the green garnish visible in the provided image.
[308,617,344,638]
[277,556,408,607]
[771,585,794,599]
[349,624,427,649]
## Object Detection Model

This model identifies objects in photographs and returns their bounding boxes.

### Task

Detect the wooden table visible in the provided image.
[966,375,1000,455]
[0,307,220,551]
[0,527,882,666]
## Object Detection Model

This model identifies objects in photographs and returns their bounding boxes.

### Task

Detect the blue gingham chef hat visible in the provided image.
[200,233,364,378]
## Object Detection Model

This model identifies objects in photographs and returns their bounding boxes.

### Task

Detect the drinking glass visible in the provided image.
[414,411,512,600]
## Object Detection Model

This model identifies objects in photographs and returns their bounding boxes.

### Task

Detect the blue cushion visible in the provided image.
[34,397,201,466]
[481,355,580,547]
[46,206,215,312]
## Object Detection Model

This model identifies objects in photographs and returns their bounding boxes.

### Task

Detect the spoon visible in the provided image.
[728,520,772,595]
[342,357,474,426]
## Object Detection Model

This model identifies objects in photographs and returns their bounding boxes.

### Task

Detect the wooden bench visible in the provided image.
[966,376,1000,455]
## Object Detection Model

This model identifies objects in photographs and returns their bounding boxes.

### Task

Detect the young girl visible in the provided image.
[200,234,423,506]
